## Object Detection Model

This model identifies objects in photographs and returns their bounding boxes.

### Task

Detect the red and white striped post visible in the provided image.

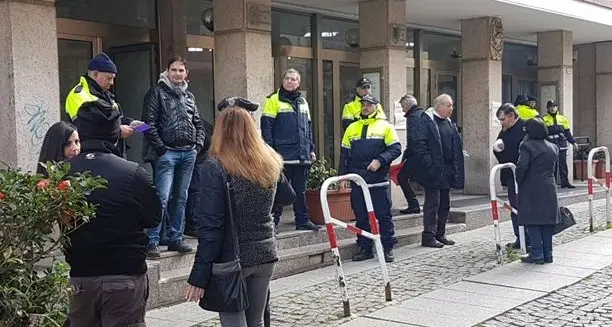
[490,163,524,264]
[587,146,611,232]
[320,174,392,318]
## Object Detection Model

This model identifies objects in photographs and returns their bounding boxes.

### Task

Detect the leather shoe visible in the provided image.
[436,237,455,246]
[352,249,374,261]
[520,254,544,264]
[422,239,444,248]
[399,207,421,214]
[168,241,193,253]
[296,221,322,231]
[384,249,395,263]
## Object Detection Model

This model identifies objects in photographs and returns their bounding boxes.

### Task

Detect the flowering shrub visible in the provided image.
[0,162,107,327]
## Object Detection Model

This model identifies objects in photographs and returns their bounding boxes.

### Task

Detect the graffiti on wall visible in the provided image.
[24,97,51,150]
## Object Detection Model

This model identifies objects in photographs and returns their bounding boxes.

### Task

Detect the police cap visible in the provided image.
[356,77,372,88]
[217,97,259,112]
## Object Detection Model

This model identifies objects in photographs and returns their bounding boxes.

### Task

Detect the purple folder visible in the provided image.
[134,123,152,133]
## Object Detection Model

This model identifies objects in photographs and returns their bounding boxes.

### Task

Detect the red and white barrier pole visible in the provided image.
[490,163,523,263]
[320,174,393,317]
[588,146,611,232]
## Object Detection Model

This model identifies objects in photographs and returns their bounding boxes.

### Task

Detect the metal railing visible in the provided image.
[587,146,611,232]
[490,163,526,264]
[320,174,392,317]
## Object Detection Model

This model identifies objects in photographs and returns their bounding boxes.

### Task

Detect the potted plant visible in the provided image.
[305,158,354,225]
[0,162,106,327]
[574,146,605,180]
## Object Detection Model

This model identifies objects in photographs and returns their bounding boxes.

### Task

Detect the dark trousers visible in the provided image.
[273,164,310,226]
[527,225,555,260]
[264,289,271,327]
[556,149,570,186]
[351,184,397,250]
[185,162,205,231]
[508,182,530,245]
[397,164,420,208]
[423,188,450,241]
[68,274,148,327]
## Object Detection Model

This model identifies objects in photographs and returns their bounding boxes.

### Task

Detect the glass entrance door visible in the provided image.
[109,43,157,165]
[58,37,100,121]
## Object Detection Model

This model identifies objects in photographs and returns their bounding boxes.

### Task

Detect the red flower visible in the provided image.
[0,192,5,200]
[36,179,50,190]
[57,180,71,191]
[61,210,76,225]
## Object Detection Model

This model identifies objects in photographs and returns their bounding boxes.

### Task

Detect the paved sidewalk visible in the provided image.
[146,198,611,327]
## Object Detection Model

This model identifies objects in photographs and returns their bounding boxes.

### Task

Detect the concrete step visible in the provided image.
[449,187,607,229]
[147,223,466,309]
[151,213,424,273]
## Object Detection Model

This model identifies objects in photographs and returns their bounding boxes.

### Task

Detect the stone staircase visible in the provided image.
[145,183,608,309]
[145,211,467,309]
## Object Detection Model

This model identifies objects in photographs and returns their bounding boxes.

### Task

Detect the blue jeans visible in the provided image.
[527,225,555,260]
[147,149,196,246]
[351,184,397,251]
[272,164,310,226]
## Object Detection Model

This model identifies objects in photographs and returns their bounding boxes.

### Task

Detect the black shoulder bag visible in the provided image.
[199,171,250,312]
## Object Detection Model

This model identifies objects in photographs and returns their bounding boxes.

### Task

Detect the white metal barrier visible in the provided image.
[320,174,392,317]
[490,163,526,264]
[587,146,611,232]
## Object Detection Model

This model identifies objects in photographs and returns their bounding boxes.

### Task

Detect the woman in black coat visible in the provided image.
[516,118,560,264]
[185,101,295,327]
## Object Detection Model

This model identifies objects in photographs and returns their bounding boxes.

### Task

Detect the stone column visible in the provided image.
[212,0,273,118]
[573,44,596,144]
[596,42,612,149]
[538,30,574,182]
[157,0,187,68]
[359,0,407,121]
[0,0,59,171]
[461,17,504,194]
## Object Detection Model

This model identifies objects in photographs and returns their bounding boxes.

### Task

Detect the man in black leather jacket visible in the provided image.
[142,55,206,258]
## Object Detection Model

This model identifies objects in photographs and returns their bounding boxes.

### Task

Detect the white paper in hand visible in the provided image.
[493,139,505,152]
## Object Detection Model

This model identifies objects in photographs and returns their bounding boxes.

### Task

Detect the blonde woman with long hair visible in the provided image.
[185,97,295,327]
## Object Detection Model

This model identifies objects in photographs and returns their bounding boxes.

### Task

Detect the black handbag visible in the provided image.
[199,172,250,312]
[554,206,576,235]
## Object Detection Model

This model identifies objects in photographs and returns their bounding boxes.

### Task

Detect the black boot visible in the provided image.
[146,244,161,260]
[520,254,544,264]
[400,207,421,214]
[384,249,395,263]
[422,238,444,248]
[352,248,374,261]
[168,241,193,253]
[436,236,455,246]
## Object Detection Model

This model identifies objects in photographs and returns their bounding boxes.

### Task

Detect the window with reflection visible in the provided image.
[272,10,312,47]
[320,18,359,51]
[323,61,335,164]
[57,0,156,28]
[502,42,537,102]
[186,0,213,36]
[58,39,93,122]
[422,32,461,62]
[405,28,415,58]
[186,48,215,125]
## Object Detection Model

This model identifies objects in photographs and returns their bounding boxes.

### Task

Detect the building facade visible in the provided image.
[2,0,612,194]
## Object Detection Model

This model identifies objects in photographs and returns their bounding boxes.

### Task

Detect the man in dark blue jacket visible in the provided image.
[398,94,422,214]
[261,68,320,231]
[493,103,529,249]
[408,94,465,248]
[339,95,401,262]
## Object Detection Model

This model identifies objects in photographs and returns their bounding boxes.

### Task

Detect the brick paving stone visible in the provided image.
[191,205,610,327]
[477,262,612,327]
